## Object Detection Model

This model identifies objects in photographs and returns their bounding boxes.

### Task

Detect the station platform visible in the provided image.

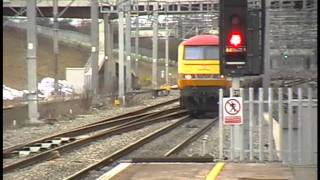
[98,162,317,180]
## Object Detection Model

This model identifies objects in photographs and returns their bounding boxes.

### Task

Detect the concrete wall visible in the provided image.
[4,21,91,47]
[3,97,89,129]
[280,106,317,165]
[66,68,86,94]
[269,9,317,70]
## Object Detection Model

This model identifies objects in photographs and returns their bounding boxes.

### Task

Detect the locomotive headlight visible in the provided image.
[184,74,192,80]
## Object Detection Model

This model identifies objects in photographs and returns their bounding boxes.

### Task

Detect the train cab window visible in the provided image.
[184,46,219,60]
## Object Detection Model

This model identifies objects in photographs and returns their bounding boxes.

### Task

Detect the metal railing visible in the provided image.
[218,87,317,165]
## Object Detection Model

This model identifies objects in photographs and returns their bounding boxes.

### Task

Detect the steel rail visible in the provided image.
[283,79,311,87]
[3,110,187,174]
[164,118,218,157]
[4,106,181,159]
[3,112,153,158]
[64,115,190,180]
[3,98,178,155]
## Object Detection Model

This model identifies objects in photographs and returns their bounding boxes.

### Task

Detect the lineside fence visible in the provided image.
[218,87,317,165]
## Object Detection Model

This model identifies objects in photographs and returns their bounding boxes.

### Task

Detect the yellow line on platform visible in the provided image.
[205,162,225,180]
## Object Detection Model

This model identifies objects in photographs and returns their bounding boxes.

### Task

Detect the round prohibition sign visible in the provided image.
[225,99,241,115]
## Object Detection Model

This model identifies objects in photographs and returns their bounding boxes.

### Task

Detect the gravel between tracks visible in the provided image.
[126,119,213,158]
[83,118,214,180]
[3,91,179,149]
[179,119,278,161]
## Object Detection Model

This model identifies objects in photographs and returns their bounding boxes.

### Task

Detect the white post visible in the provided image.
[249,87,254,160]
[288,88,293,163]
[231,78,243,160]
[278,88,284,161]
[258,87,264,161]
[219,88,224,160]
[268,88,273,161]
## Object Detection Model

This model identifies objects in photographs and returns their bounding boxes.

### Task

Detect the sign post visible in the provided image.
[224,78,244,160]
[223,97,243,125]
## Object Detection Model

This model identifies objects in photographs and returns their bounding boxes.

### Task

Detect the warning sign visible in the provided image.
[223,97,243,125]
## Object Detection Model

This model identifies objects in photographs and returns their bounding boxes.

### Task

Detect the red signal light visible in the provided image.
[227,31,243,48]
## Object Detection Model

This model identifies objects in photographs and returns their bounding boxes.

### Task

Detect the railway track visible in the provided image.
[3,98,184,174]
[164,118,218,157]
[64,115,191,180]
[3,98,179,156]
[65,117,218,180]
[281,78,316,87]
[271,77,317,88]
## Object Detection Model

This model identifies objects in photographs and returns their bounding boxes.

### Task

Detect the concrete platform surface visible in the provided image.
[291,165,317,180]
[98,162,317,180]
[216,163,311,180]
[100,163,214,180]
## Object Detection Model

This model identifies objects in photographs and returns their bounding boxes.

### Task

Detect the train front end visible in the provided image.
[177,35,231,115]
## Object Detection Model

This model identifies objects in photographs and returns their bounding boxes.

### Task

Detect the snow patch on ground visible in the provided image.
[3,77,75,100]
[3,85,24,100]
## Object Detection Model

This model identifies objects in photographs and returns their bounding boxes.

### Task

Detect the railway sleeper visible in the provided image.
[12,137,76,158]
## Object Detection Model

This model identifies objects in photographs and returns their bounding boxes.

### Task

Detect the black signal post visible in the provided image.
[219,0,259,160]
[220,0,263,77]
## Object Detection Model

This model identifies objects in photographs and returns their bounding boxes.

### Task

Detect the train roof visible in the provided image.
[181,35,219,46]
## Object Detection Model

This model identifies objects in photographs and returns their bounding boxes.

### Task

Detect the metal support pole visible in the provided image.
[297,88,302,164]
[53,0,59,94]
[181,24,185,40]
[195,26,199,35]
[118,8,125,104]
[135,15,139,75]
[288,88,293,163]
[165,19,169,84]
[249,87,254,161]
[104,13,114,94]
[26,0,39,123]
[110,22,116,94]
[152,4,159,89]
[231,78,243,160]
[262,0,270,91]
[91,0,99,101]
[219,88,224,160]
[125,3,132,92]
[239,87,244,161]
[278,88,284,161]
[258,88,264,161]
[268,88,273,161]
[307,88,314,165]
[229,88,234,160]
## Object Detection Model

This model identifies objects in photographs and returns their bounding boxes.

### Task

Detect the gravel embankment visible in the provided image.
[3,91,179,149]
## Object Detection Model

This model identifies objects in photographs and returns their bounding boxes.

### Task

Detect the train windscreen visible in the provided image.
[184,46,219,60]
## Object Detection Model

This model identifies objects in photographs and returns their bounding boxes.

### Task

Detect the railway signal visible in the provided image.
[282,51,289,59]
[220,0,263,76]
